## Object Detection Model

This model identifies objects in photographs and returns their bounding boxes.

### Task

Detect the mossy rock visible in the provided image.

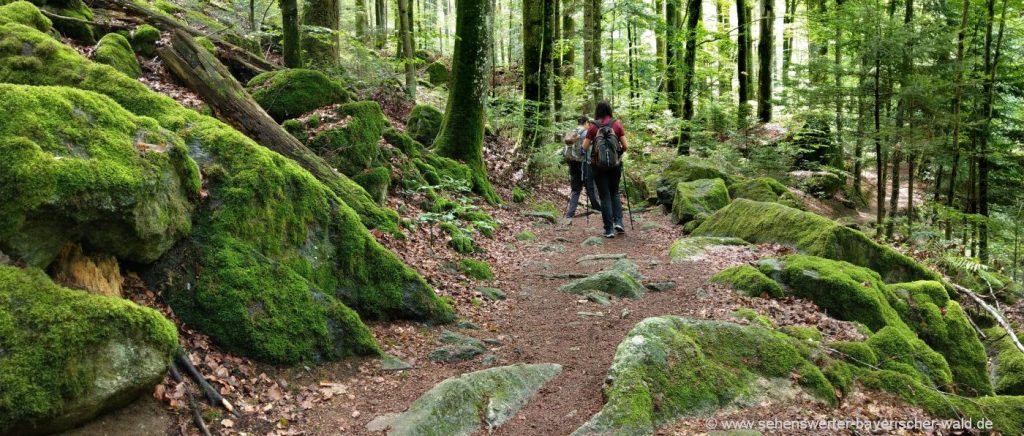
[693,199,940,283]
[29,0,95,43]
[368,364,561,435]
[0,84,197,268]
[416,152,473,187]
[459,259,493,280]
[246,69,351,122]
[779,325,823,342]
[655,156,731,207]
[791,113,842,170]
[308,101,388,176]
[425,60,449,86]
[515,231,536,241]
[710,265,784,298]
[985,326,1024,395]
[406,104,444,146]
[729,177,803,209]
[671,178,730,225]
[0,1,51,30]
[193,36,216,55]
[733,307,774,328]
[792,169,845,199]
[0,266,178,435]
[352,167,390,205]
[573,317,835,435]
[131,24,159,57]
[0,19,453,363]
[382,127,424,158]
[93,32,140,78]
[668,236,749,262]
[440,222,476,254]
[558,269,644,299]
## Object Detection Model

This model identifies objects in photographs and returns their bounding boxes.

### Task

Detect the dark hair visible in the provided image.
[594,100,613,119]
[576,115,589,125]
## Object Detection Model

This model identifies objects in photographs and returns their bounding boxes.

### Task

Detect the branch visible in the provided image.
[953,283,1024,354]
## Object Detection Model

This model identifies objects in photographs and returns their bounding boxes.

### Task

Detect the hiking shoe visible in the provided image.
[603,231,616,238]
[615,225,625,234]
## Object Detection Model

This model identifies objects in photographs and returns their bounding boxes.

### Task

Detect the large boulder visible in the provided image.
[670,178,730,225]
[425,61,449,86]
[246,68,352,122]
[0,84,198,268]
[790,169,845,199]
[710,264,784,298]
[729,177,803,209]
[308,101,388,176]
[985,326,1024,395]
[655,156,731,207]
[667,236,749,262]
[558,259,644,298]
[0,15,453,363]
[692,199,939,283]
[93,32,141,78]
[368,363,561,435]
[23,0,95,43]
[130,24,159,57]
[573,317,834,435]
[0,1,50,30]
[406,104,444,146]
[0,266,178,435]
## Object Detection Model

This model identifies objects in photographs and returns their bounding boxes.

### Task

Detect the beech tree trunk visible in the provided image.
[679,0,701,153]
[434,0,498,204]
[355,0,368,42]
[522,0,555,156]
[665,0,681,115]
[736,0,751,123]
[375,0,388,49]
[756,0,773,122]
[302,0,340,64]
[397,0,417,99]
[280,0,300,67]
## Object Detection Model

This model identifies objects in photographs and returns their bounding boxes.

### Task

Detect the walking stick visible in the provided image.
[621,160,635,230]
[583,161,591,225]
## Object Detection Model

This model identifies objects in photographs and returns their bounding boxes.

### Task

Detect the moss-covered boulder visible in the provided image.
[93,32,141,78]
[671,178,730,225]
[406,104,444,146]
[0,84,197,268]
[791,113,842,170]
[729,177,803,209]
[710,265,784,298]
[0,1,51,31]
[0,266,178,435]
[986,326,1024,395]
[246,69,351,122]
[130,24,159,57]
[0,18,453,363]
[382,127,424,158]
[368,364,561,435]
[353,166,391,205]
[425,60,449,86]
[792,169,845,199]
[655,156,731,207]
[693,199,939,283]
[558,260,644,298]
[573,317,835,435]
[668,236,749,262]
[308,101,388,176]
[19,0,95,43]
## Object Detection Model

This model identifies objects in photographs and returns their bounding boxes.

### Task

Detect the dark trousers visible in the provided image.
[593,165,623,233]
[566,161,601,217]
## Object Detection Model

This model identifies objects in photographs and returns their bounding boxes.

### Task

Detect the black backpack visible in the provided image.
[590,118,621,168]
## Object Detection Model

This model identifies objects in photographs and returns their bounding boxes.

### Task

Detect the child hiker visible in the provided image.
[563,115,601,219]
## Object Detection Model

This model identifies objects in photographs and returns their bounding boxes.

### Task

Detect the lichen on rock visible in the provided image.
[710,264,784,298]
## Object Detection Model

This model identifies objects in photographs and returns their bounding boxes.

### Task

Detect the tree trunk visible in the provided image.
[977,0,1007,262]
[854,54,866,198]
[302,0,339,64]
[756,0,774,122]
[376,0,388,49]
[562,0,576,80]
[656,0,666,83]
[665,0,681,115]
[434,0,498,204]
[736,0,751,124]
[886,149,901,239]
[522,0,555,157]
[355,0,368,43]
[678,0,701,153]
[157,30,395,231]
[553,0,563,120]
[716,0,732,98]
[585,0,602,110]
[946,0,969,239]
[397,0,416,99]
[907,153,915,233]
[833,0,844,156]
[280,0,301,67]
[782,0,796,87]
[873,7,884,236]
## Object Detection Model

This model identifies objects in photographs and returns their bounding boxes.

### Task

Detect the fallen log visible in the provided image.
[88,0,274,80]
[157,30,396,231]
[169,362,213,436]
[953,283,1024,354]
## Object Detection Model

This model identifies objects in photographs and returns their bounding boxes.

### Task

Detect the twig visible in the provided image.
[174,348,238,417]
[169,363,213,436]
[952,283,1024,354]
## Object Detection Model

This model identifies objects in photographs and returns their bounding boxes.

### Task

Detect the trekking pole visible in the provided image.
[583,161,590,225]
[621,161,635,230]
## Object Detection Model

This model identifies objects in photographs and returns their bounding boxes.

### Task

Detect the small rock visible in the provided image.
[641,222,660,231]
[554,236,571,243]
[540,244,566,253]
[645,281,676,292]
[523,211,558,223]
[585,291,612,306]
[576,253,627,263]
[428,345,485,363]
[577,311,604,317]
[477,286,507,301]
[481,354,499,367]
[483,338,503,346]
[581,236,604,247]
[620,309,631,319]
[381,354,413,371]
[457,320,482,330]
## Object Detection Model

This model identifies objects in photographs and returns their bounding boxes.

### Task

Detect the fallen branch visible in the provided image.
[953,283,1024,354]
[174,348,237,416]
[169,362,213,436]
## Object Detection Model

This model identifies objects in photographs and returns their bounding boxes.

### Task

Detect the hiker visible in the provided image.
[563,115,601,218]
[582,100,628,238]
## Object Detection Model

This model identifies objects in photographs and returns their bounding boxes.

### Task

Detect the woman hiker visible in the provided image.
[582,101,628,238]
[563,115,601,219]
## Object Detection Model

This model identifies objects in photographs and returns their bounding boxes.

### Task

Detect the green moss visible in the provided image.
[574,317,836,435]
[382,127,423,158]
[695,199,940,283]
[93,32,140,78]
[0,1,50,31]
[711,265,784,298]
[131,24,159,57]
[829,341,879,366]
[282,118,305,139]
[0,84,197,267]
[29,0,94,43]
[440,222,476,254]
[193,36,216,55]
[153,0,183,14]
[668,236,750,262]
[246,69,351,122]
[733,308,774,328]
[425,61,449,86]
[887,281,991,395]
[0,20,453,363]
[729,177,803,209]
[516,231,536,241]
[352,167,390,205]
[458,258,493,280]
[780,325,823,342]
[308,101,387,175]
[416,153,473,188]
[655,156,731,207]
[0,266,178,434]
[512,187,529,203]
[822,361,861,394]
[406,104,444,146]
[986,326,1024,395]
[866,326,953,388]
[558,269,644,299]
[671,178,730,225]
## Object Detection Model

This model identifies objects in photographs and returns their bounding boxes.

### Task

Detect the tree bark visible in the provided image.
[302,0,340,64]
[553,0,563,120]
[375,0,388,49]
[715,0,732,98]
[886,148,901,239]
[584,0,602,110]
[355,0,369,42]
[397,0,417,99]
[977,0,1007,262]
[736,0,751,124]
[280,0,301,67]
[756,0,774,122]
[434,0,498,204]
[665,0,681,115]
[946,0,969,239]
[782,0,797,86]
[678,0,701,153]
[522,0,555,157]
[157,30,396,231]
